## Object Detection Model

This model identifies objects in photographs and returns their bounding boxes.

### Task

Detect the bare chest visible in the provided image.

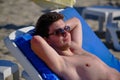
[61,54,111,80]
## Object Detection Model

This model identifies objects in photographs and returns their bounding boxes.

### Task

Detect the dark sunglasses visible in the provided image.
[49,26,71,36]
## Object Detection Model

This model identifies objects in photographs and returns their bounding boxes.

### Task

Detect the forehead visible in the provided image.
[49,19,65,31]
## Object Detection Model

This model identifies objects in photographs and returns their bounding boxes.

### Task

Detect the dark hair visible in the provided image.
[34,12,64,38]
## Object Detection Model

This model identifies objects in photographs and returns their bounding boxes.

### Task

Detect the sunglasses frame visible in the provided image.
[49,26,71,36]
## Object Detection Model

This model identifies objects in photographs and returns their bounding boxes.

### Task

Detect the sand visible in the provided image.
[0,0,120,79]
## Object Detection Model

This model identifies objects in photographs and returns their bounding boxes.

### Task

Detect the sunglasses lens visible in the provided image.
[49,26,70,36]
[65,26,70,32]
[55,29,64,35]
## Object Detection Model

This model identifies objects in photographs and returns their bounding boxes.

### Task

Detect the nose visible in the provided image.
[62,31,68,37]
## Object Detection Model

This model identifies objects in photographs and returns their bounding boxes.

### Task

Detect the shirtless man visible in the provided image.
[31,12,120,80]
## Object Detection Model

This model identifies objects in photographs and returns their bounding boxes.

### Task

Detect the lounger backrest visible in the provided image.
[14,32,60,80]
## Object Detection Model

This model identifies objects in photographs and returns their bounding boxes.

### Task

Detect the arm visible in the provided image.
[31,36,65,73]
[65,17,82,48]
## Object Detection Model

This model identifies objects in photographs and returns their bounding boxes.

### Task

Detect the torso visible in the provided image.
[59,50,120,80]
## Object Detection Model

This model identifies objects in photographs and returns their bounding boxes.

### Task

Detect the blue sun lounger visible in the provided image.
[4,7,120,80]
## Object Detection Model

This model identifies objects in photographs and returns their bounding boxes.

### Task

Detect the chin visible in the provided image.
[60,44,70,51]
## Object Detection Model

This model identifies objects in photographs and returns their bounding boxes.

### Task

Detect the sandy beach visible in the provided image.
[0,0,120,79]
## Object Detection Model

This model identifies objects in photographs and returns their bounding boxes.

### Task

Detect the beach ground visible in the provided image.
[0,0,120,79]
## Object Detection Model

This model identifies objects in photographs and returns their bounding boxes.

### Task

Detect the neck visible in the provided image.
[56,48,74,56]
[50,44,73,56]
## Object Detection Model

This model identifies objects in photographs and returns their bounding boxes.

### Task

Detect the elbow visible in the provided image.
[30,36,40,51]
[73,17,80,22]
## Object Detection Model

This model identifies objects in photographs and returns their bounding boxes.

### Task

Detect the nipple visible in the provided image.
[85,63,90,67]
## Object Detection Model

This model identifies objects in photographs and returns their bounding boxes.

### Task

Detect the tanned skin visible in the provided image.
[31,17,120,80]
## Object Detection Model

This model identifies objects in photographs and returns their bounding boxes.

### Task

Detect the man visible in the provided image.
[31,12,120,80]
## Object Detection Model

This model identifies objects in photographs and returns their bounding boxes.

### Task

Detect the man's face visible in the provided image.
[46,19,71,51]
